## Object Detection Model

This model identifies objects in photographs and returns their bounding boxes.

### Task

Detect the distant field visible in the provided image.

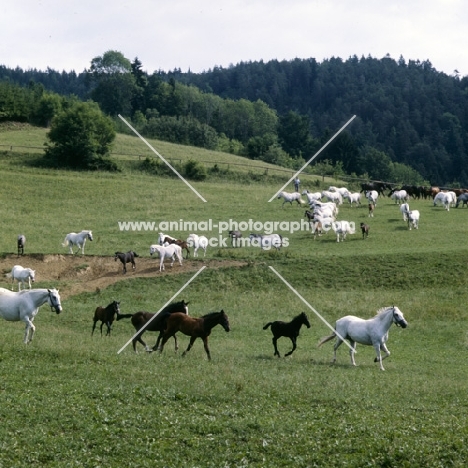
[0,126,467,467]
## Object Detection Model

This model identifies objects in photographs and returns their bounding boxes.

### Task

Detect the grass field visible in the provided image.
[0,127,467,467]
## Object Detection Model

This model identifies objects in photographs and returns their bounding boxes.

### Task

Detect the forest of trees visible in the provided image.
[1,52,468,185]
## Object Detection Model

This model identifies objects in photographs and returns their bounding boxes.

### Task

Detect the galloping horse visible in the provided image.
[114,251,139,274]
[277,191,304,208]
[62,230,93,254]
[318,306,408,370]
[17,235,26,256]
[0,288,62,343]
[158,310,230,360]
[91,300,121,336]
[129,300,189,352]
[7,265,36,291]
[263,312,311,357]
[150,244,183,271]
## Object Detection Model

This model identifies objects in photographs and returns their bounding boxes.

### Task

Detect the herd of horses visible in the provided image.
[2,180,426,366]
[87,297,408,368]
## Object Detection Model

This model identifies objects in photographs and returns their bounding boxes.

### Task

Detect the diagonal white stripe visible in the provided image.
[118,115,207,203]
[268,115,356,202]
[268,266,355,352]
[117,266,206,354]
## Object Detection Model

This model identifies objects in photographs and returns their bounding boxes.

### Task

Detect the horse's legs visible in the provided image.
[374,343,390,370]
[349,340,357,366]
[285,337,297,357]
[332,338,343,363]
[182,336,198,358]
[202,337,211,360]
[91,320,97,336]
[100,322,104,336]
[105,321,112,336]
[272,337,280,357]
[23,319,35,344]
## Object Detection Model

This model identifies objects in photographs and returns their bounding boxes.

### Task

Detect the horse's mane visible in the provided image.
[375,306,393,316]
[202,310,223,318]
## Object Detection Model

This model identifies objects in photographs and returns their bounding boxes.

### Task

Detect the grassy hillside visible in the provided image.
[0,127,467,467]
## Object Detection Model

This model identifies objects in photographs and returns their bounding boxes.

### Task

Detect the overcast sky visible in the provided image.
[1,0,467,77]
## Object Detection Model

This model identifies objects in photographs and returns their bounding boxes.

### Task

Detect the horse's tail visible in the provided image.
[61,235,69,247]
[263,322,273,330]
[318,332,336,347]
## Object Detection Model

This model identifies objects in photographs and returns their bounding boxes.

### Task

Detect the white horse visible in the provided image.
[150,244,183,272]
[0,288,62,343]
[311,201,338,217]
[332,220,355,242]
[158,232,176,245]
[433,192,452,211]
[366,190,379,206]
[318,306,408,370]
[7,265,36,291]
[302,190,322,204]
[391,189,408,204]
[62,230,93,254]
[186,233,208,257]
[249,233,283,250]
[342,192,361,206]
[400,203,410,221]
[328,186,350,198]
[277,191,304,208]
[321,190,343,205]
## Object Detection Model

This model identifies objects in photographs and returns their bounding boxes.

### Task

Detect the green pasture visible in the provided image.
[0,134,468,467]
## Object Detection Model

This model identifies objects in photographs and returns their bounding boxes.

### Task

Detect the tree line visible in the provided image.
[2,51,467,185]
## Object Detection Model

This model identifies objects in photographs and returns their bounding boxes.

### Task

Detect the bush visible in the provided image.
[184,159,207,180]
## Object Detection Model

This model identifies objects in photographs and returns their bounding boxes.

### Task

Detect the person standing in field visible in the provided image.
[294,176,300,192]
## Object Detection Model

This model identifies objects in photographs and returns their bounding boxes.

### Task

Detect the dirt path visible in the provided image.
[1,254,246,299]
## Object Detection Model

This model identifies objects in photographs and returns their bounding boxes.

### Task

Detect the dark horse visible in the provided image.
[158,310,230,360]
[360,182,391,197]
[92,300,122,336]
[162,236,191,259]
[129,300,190,352]
[114,251,139,274]
[228,230,242,247]
[263,312,311,357]
[17,234,26,256]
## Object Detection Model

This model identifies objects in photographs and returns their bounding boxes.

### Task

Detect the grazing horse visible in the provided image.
[318,306,408,371]
[433,192,452,211]
[17,235,26,256]
[186,233,208,257]
[150,244,183,271]
[62,230,93,254]
[277,191,304,208]
[128,300,189,352]
[114,251,139,274]
[360,223,370,239]
[228,230,242,247]
[263,312,311,357]
[91,300,121,336]
[366,190,379,206]
[343,192,361,206]
[158,310,230,360]
[0,288,62,343]
[390,189,409,204]
[7,265,36,291]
